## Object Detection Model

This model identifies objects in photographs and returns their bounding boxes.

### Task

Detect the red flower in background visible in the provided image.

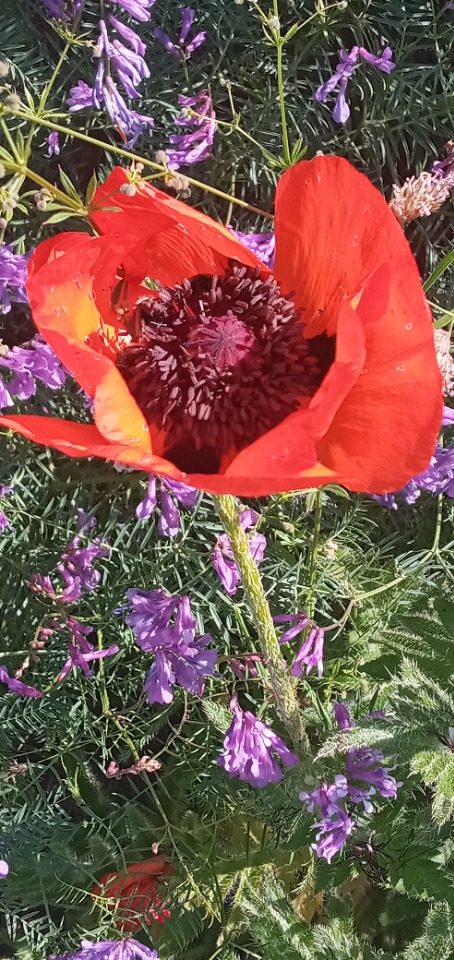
[92,857,171,932]
[0,157,442,496]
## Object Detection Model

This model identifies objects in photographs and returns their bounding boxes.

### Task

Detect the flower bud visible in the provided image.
[4,92,21,109]
[0,164,5,179]
[120,182,137,196]
[267,14,280,29]
[155,150,168,166]
[0,62,10,78]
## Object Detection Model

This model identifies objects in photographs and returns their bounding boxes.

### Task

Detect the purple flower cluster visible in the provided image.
[51,938,158,960]
[136,475,198,537]
[66,2,154,147]
[314,44,395,123]
[46,131,61,157]
[0,482,13,535]
[0,335,67,412]
[231,229,275,268]
[166,91,216,168]
[0,665,43,699]
[300,704,401,863]
[218,695,298,788]
[154,7,206,60]
[0,244,30,314]
[212,509,266,596]
[275,612,325,678]
[30,515,108,604]
[373,407,454,508]
[126,588,217,704]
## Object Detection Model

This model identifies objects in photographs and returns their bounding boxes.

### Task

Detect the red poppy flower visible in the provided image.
[0,157,441,496]
[92,857,171,932]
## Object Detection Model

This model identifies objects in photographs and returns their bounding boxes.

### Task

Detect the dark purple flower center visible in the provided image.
[117,262,328,473]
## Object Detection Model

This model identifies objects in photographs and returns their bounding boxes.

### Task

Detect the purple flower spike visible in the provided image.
[103,77,154,147]
[50,939,158,960]
[126,588,217,704]
[311,808,355,863]
[0,665,43,698]
[346,747,402,800]
[218,695,298,788]
[314,44,394,124]
[154,7,206,60]
[333,701,353,731]
[166,91,215,168]
[136,475,198,536]
[46,131,60,157]
[212,509,266,596]
[66,80,95,112]
[112,0,155,22]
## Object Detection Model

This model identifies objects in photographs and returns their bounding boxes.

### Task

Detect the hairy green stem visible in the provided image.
[213,493,307,754]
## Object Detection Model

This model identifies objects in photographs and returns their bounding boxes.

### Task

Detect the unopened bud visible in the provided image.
[171,174,191,195]
[267,15,280,29]
[2,196,17,211]
[0,62,9,79]
[155,150,168,166]
[120,182,137,196]
[4,92,21,109]
[34,189,51,211]
[0,218,7,230]
[337,0,348,8]
[0,164,5,179]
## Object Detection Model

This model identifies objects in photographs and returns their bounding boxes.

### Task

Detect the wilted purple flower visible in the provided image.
[154,7,206,60]
[333,702,353,731]
[311,807,355,863]
[229,653,262,679]
[314,44,395,124]
[50,938,158,960]
[112,0,155,22]
[56,620,118,682]
[346,747,402,800]
[67,80,96,112]
[231,230,275,267]
[218,695,298,788]
[166,91,215,168]
[0,244,30,315]
[46,131,60,157]
[212,509,266,596]
[103,77,154,147]
[0,665,42,698]
[126,588,217,704]
[136,475,198,536]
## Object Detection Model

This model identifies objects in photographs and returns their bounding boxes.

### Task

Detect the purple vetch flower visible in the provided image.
[311,807,355,863]
[299,776,349,814]
[0,665,43,698]
[103,77,154,147]
[154,7,206,60]
[333,701,353,731]
[346,747,402,800]
[0,334,67,411]
[275,613,325,678]
[212,508,266,596]
[231,229,275,268]
[58,527,109,595]
[0,244,30,315]
[56,620,118,683]
[166,91,215,168]
[50,938,158,960]
[46,131,60,157]
[136,475,198,536]
[41,0,84,20]
[67,80,96,112]
[112,0,155,22]
[97,18,150,100]
[30,570,83,604]
[218,695,298,788]
[314,44,395,124]
[126,588,217,704]
[372,441,454,508]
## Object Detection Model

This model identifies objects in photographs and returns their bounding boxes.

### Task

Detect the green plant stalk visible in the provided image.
[272,0,291,167]
[0,107,274,221]
[213,493,308,754]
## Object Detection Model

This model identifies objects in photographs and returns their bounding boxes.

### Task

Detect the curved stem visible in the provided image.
[213,493,307,754]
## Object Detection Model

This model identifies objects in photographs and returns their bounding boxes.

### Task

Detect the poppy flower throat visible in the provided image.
[117,262,327,473]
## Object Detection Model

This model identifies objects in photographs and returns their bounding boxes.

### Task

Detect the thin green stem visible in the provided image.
[213,493,308,754]
[306,490,323,617]
[2,158,82,210]
[272,0,291,166]
[0,107,274,220]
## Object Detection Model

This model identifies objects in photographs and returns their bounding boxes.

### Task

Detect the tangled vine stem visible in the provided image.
[213,493,308,755]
